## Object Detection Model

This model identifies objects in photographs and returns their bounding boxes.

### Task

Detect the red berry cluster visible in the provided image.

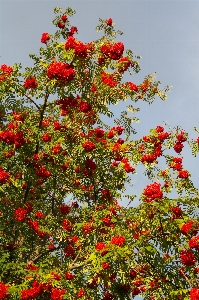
[143,182,163,203]
[101,71,118,87]
[100,42,124,60]
[173,131,187,154]
[46,61,76,83]
[65,36,93,58]
[0,64,13,81]
[180,249,196,266]
[24,77,38,89]
[190,287,199,300]
[110,235,125,246]
[41,32,50,44]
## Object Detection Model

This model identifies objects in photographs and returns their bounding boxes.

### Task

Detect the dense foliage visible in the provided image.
[0,7,199,300]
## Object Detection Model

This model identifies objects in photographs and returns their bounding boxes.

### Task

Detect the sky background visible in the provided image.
[1,1,199,297]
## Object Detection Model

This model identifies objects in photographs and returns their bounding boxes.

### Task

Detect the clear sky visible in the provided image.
[1,1,199,298]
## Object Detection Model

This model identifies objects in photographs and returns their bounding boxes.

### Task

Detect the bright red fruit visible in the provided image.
[24,77,38,89]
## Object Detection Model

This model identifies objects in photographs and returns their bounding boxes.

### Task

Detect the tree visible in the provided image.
[0,6,199,300]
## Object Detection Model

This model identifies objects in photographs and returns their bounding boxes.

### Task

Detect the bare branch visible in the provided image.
[24,94,41,110]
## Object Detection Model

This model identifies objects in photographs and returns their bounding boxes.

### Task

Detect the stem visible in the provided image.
[69,251,81,268]
[23,88,49,203]
[60,247,63,268]
[90,171,97,205]
[31,246,60,264]
[157,210,166,237]
[178,267,193,287]
[24,94,41,110]
[23,184,30,204]
[35,87,49,154]
[51,176,57,215]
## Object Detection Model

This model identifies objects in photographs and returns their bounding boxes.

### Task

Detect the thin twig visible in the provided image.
[24,94,41,110]
[35,87,49,154]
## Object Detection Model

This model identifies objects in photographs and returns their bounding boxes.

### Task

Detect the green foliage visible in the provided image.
[0,6,199,300]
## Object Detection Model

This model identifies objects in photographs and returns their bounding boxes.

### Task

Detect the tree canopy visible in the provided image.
[0,7,199,300]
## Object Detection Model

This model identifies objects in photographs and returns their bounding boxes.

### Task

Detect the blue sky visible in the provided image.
[1,1,199,298]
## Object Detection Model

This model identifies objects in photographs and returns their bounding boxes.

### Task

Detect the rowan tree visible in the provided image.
[0,7,199,300]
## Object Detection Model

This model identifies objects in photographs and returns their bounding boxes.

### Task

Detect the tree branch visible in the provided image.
[24,94,41,110]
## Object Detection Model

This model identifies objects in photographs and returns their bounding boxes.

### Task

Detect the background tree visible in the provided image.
[0,6,199,300]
